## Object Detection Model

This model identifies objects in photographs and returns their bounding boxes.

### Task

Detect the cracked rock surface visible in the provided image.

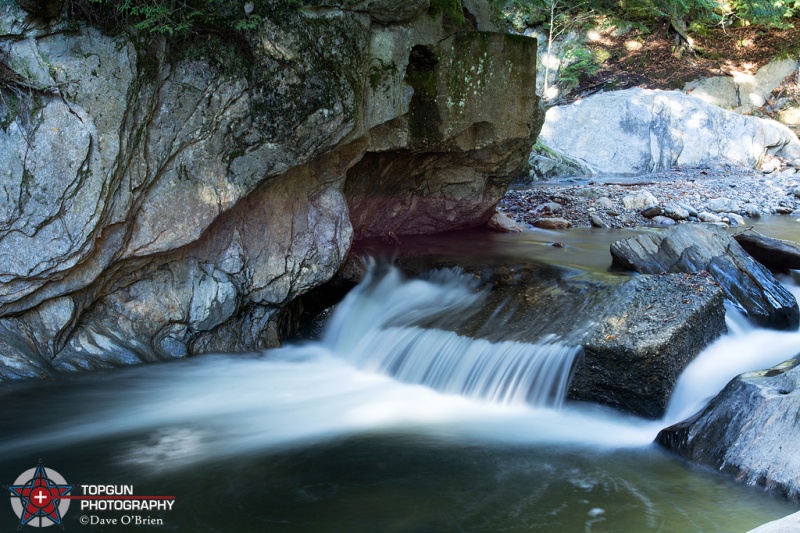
[0,0,543,379]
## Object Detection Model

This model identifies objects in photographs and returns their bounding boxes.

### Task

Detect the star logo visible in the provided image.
[6,461,73,529]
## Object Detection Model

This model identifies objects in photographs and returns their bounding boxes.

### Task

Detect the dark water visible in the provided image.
[0,222,798,532]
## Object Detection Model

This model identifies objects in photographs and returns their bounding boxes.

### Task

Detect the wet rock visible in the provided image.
[723,213,745,226]
[488,211,523,233]
[610,225,799,330]
[533,217,572,230]
[657,357,800,500]
[346,31,542,237]
[622,190,658,209]
[733,229,800,272]
[350,237,727,419]
[0,5,545,380]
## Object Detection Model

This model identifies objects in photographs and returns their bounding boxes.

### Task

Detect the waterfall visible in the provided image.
[323,261,580,408]
[664,281,800,424]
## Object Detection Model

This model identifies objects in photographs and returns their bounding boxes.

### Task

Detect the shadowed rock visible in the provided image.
[733,229,800,272]
[610,225,799,330]
[658,357,800,501]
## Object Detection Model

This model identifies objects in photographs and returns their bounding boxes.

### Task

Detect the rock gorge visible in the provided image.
[0,0,543,378]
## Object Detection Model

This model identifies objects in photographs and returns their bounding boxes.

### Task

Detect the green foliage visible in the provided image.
[82,0,271,38]
[429,0,467,28]
[726,0,800,27]
[493,0,800,30]
[559,43,601,88]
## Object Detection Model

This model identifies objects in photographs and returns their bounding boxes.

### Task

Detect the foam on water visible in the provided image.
[0,263,797,471]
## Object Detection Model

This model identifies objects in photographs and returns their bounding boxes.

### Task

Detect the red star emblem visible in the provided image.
[8,463,72,528]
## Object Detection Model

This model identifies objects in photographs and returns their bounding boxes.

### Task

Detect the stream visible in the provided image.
[1,221,799,532]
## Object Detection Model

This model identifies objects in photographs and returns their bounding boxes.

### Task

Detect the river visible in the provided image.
[0,221,798,532]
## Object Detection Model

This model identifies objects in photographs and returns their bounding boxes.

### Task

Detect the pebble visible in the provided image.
[500,164,800,229]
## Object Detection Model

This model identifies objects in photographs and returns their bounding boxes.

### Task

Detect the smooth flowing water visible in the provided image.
[0,229,798,532]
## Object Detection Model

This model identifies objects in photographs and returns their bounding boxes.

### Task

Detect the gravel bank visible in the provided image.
[500,163,800,230]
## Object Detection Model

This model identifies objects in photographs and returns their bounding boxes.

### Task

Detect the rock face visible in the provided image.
[657,357,800,501]
[345,31,541,237]
[533,88,800,177]
[610,225,800,330]
[0,0,544,379]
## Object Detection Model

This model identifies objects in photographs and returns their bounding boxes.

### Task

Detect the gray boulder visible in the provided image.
[658,357,800,500]
[534,88,800,177]
[610,225,799,330]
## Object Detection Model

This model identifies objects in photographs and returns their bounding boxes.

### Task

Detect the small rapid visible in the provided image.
[326,262,579,407]
[0,262,797,470]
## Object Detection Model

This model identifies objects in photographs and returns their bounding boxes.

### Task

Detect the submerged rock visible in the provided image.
[658,357,800,501]
[610,225,800,330]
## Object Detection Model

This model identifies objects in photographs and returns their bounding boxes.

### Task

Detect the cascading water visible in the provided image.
[665,281,800,424]
[0,250,797,531]
[325,261,579,407]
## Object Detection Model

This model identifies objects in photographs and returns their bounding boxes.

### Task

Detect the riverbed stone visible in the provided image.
[664,203,690,221]
[488,211,523,233]
[651,215,676,226]
[610,224,800,330]
[707,197,740,213]
[658,357,800,501]
[734,229,800,271]
[534,217,572,230]
[622,190,658,209]
[723,213,745,226]
[698,211,723,223]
